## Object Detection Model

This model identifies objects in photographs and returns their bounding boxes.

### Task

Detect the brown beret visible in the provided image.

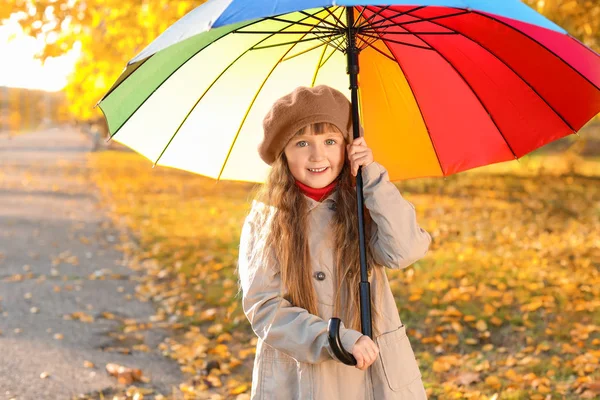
[258,85,353,166]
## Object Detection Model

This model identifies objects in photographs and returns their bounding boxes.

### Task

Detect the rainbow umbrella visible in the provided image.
[98,0,600,366]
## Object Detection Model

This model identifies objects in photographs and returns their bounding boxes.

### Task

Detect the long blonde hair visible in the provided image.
[242,122,383,337]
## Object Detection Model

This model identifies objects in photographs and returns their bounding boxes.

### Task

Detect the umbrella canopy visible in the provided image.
[98,0,600,183]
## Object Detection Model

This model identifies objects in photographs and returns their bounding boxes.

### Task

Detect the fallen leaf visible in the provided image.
[485,375,502,390]
[455,371,480,386]
[475,320,488,332]
[105,363,144,385]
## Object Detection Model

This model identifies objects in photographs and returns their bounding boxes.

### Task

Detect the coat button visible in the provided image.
[314,271,326,281]
[328,202,337,211]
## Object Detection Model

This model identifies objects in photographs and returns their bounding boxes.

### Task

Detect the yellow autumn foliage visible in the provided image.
[85,149,600,399]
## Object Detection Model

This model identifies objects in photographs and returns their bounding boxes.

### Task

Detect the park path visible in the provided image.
[0,127,184,399]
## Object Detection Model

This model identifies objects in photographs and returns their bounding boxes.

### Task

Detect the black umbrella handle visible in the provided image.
[327,318,357,365]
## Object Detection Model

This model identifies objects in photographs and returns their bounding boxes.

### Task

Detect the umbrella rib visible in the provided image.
[354,8,387,51]
[356,34,380,51]
[96,56,149,106]
[357,24,389,51]
[357,8,458,51]
[283,41,329,62]
[311,42,329,87]
[217,25,326,181]
[309,6,349,68]
[410,31,519,160]
[358,32,434,51]
[360,10,470,32]
[361,31,458,35]
[359,6,427,30]
[236,8,343,34]
[402,9,577,133]
[251,33,343,51]
[319,45,339,69]
[300,10,340,30]
[236,30,338,34]
[329,6,350,51]
[321,6,346,30]
[359,40,397,62]
[153,12,328,166]
[468,9,600,93]
[353,6,369,29]
[367,25,446,176]
[264,16,340,31]
[354,5,394,31]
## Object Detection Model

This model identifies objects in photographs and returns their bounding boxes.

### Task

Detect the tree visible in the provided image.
[524,0,600,51]
[0,0,202,121]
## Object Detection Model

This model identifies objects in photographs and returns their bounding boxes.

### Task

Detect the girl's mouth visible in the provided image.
[307,167,329,174]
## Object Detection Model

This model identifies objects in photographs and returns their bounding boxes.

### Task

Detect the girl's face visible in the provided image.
[283,126,346,188]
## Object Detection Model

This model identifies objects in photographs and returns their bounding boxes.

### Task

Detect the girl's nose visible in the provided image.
[309,144,326,160]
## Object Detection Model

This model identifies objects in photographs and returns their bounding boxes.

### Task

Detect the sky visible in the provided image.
[0,15,80,92]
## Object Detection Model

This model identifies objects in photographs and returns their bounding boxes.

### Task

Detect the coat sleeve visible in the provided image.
[361,161,432,270]
[238,206,364,364]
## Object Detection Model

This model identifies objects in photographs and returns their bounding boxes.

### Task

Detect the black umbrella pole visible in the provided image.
[327,7,372,367]
[345,7,373,341]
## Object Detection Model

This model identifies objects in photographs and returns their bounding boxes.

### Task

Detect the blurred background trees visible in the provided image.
[0,0,200,133]
[0,86,68,132]
[524,0,599,50]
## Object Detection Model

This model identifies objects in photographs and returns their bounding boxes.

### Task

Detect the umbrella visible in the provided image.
[98,0,600,366]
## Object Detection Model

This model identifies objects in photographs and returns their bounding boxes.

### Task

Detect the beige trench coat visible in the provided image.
[238,161,432,400]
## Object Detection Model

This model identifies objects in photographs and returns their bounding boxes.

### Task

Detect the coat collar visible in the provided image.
[250,190,338,216]
[303,190,338,212]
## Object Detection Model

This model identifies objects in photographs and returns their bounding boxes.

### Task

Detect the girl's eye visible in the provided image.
[296,139,336,147]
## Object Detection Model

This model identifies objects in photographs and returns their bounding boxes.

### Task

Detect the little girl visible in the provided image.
[237,85,431,400]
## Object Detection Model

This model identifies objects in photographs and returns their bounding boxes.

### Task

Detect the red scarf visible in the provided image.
[295,179,337,202]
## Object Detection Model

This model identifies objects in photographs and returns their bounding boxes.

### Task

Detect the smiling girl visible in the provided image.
[237,85,431,399]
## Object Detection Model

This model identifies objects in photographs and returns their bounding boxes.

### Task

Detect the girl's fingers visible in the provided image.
[354,352,378,370]
[359,351,370,366]
[355,353,364,369]
[370,347,379,359]
[365,348,376,364]
[347,138,368,154]
[349,150,370,159]
[351,156,372,175]
[353,137,367,147]
[359,350,371,369]
[356,354,373,370]
[372,345,380,357]
[349,154,372,168]
[347,145,368,156]
[348,152,371,171]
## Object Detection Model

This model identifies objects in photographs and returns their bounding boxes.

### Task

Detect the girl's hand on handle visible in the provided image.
[347,137,374,177]
[350,335,379,370]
